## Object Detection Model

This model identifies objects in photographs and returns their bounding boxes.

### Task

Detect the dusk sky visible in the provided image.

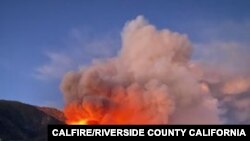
[1,0,250,109]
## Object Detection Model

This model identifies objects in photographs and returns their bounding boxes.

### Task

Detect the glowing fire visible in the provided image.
[64,103,101,125]
[67,119,100,125]
[63,75,173,125]
[63,98,169,124]
[67,119,88,125]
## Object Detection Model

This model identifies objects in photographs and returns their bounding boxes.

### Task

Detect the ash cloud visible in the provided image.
[191,39,250,124]
[60,16,228,124]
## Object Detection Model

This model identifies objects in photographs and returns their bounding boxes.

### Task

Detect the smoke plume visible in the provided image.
[60,16,222,124]
[191,40,250,124]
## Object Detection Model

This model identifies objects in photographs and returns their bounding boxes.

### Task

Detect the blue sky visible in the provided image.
[0,0,250,109]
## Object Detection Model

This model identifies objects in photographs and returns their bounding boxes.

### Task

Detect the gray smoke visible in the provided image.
[60,16,223,124]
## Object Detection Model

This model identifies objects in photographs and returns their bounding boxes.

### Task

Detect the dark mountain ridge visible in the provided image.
[0,100,65,141]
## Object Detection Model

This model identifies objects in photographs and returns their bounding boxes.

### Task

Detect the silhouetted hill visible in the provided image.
[0,100,64,141]
[38,106,65,122]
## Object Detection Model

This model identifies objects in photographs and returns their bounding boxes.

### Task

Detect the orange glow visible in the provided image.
[63,86,171,125]
[67,119,100,125]
[222,78,250,95]
[67,119,88,125]
[64,102,101,125]
[63,95,161,124]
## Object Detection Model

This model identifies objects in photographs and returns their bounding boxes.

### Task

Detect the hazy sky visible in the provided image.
[0,0,250,109]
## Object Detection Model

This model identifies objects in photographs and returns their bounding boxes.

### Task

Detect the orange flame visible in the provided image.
[63,87,171,125]
[67,119,88,125]
[64,99,157,124]
[64,102,101,125]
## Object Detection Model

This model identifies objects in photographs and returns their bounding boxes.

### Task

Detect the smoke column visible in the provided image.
[60,16,221,124]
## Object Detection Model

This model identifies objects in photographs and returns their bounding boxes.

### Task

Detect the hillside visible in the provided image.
[0,100,64,141]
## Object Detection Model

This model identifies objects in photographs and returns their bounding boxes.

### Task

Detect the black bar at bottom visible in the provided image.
[48,125,250,139]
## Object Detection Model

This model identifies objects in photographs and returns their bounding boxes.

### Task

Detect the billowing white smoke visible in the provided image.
[191,41,250,124]
[60,16,221,124]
